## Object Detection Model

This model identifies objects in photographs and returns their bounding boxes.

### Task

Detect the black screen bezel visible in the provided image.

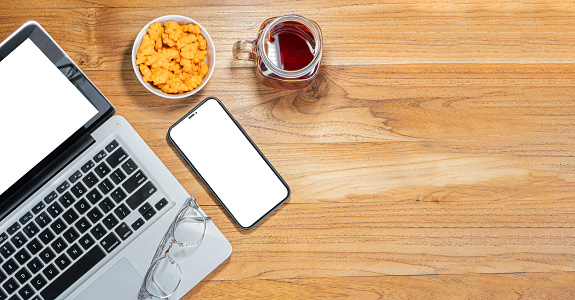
[0,22,115,208]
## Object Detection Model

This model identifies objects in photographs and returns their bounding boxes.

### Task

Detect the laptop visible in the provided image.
[0,21,232,300]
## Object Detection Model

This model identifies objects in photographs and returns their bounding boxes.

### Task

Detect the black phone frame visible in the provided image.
[167,97,290,230]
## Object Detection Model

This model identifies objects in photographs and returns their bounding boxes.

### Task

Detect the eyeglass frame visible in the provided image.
[137,196,211,299]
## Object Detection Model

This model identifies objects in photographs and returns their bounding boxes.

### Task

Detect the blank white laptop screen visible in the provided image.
[0,39,99,195]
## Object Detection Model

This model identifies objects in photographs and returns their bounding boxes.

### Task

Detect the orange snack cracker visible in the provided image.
[136,21,209,94]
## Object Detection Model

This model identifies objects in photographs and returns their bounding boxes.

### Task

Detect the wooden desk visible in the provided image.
[2,1,575,298]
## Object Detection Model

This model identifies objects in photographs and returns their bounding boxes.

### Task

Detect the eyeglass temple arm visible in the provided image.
[137,221,176,299]
[189,216,211,222]
[138,198,185,300]
[137,223,174,299]
[189,196,211,222]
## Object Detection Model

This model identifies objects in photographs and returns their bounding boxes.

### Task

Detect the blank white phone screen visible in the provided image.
[169,99,288,228]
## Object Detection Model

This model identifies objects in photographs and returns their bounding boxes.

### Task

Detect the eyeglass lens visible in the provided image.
[173,206,207,247]
[146,205,207,298]
[147,257,181,298]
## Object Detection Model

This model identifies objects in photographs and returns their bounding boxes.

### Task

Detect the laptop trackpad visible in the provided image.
[75,258,143,300]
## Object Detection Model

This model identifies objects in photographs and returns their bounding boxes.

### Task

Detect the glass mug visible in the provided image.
[233,14,323,90]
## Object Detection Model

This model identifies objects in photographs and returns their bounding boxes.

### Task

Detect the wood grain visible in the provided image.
[189,273,575,299]
[2,0,575,298]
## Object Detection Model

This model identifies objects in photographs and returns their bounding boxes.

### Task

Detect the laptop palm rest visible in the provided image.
[75,258,142,300]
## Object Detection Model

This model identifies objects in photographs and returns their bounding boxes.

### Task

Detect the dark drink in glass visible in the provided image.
[233,15,323,90]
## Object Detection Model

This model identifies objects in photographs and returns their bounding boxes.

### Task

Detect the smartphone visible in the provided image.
[168,97,290,229]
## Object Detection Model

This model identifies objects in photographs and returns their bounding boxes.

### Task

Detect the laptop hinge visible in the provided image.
[0,134,96,221]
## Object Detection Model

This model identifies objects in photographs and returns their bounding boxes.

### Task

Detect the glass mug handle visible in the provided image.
[232,40,256,61]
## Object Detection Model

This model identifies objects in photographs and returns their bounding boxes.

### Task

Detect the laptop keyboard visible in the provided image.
[0,139,169,300]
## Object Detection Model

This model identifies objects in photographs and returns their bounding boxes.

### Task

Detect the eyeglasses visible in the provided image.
[138,196,210,299]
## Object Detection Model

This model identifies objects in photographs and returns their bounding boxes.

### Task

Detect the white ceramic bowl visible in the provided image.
[132,15,215,99]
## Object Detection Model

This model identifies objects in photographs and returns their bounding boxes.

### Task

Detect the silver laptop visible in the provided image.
[0,21,231,300]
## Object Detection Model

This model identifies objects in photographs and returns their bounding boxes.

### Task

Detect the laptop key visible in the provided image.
[50,238,67,254]
[90,224,106,240]
[2,277,19,294]
[105,140,119,153]
[22,223,39,238]
[114,204,130,220]
[86,189,103,205]
[52,237,68,254]
[39,248,56,264]
[0,289,6,300]
[155,198,169,211]
[15,268,31,284]
[123,170,147,194]
[98,179,113,195]
[0,233,8,245]
[131,218,145,231]
[31,202,45,215]
[142,207,156,221]
[66,244,83,260]
[138,203,152,215]
[82,172,98,189]
[42,264,59,281]
[102,214,118,230]
[50,219,66,235]
[55,254,71,270]
[110,188,126,203]
[47,202,63,218]
[109,169,126,185]
[87,207,103,224]
[18,284,34,300]
[121,158,138,175]
[126,182,157,210]
[93,150,107,163]
[62,209,79,225]
[14,249,30,265]
[68,170,82,184]
[81,160,95,173]
[78,234,95,250]
[40,246,105,300]
[11,233,27,248]
[94,163,110,178]
[98,198,115,214]
[44,191,58,204]
[56,181,70,194]
[25,239,42,255]
[35,212,51,228]
[62,228,79,244]
[39,229,55,245]
[18,212,33,225]
[31,274,47,291]
[7,223,20,235]
[58,192,75,208]
[74,218,91,234]
[106,148,128,169]
[2,258,18,275]
[0,243,15,258]
[74,199,91,215]
[114,223,133,241]
[70,182,87,199]
[100,233,120,253]
[26,258,43,274]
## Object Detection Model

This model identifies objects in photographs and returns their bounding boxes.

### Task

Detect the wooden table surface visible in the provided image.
[2,0,575,299]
